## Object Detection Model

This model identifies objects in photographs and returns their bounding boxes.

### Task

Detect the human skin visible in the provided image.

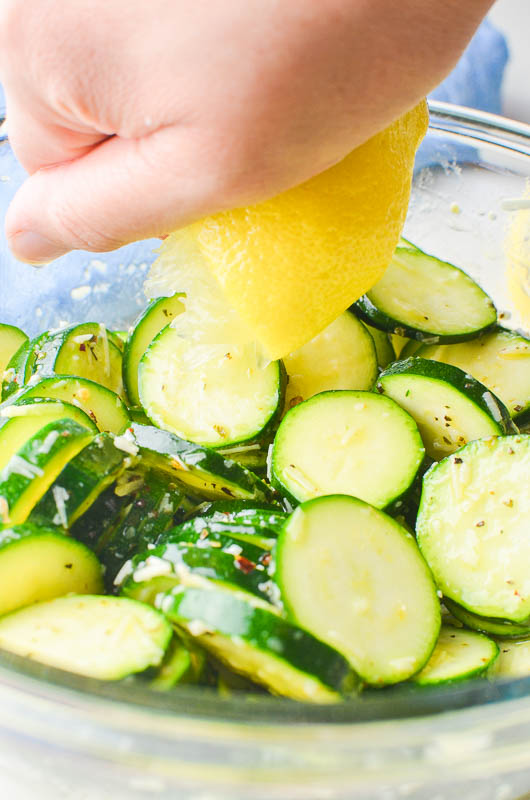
[0,0,494,264]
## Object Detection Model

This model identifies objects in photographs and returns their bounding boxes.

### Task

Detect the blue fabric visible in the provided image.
[429,18,509,113]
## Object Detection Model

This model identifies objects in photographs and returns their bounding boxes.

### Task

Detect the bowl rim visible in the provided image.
[0,102,529,731]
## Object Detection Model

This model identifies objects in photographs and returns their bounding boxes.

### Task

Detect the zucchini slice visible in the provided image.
[283,311,377,411]
[354,246,497,342]
[123,293,185,406]
[2,332,48,400]
[417,435,530,623]
[0,396,98,435]
[275,495,440,686]
[29,434,128,530]
[97,468,189,588]
[129,423,275,503]
[121,537,276,603]
[0,524,103,615]
[126,576,356,702]
[411,626,498,686]
[444,599,530,640]
[0,323,28,378]
[70,485,128,552]
[415,329,530,424]
[491,639,530,679]
[0,595,171,680]
[138,323,285,448]
[362,323,395,369]
[271,390,424,508]
[0,418,95,526]
[376,358,515,460]
[147,634,205,690]
[10,375,130,434]
[160,517,276,555]
[197,501,286,537]
[33,323,124,397]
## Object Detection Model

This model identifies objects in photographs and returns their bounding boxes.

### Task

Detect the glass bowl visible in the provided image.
[0,102,529,800]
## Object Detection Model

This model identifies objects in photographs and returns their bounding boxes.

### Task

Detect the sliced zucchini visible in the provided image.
[0,396,98,435]
[10,375,130,434]
[417,435,530,623]
[121,536,276,603]
[415,329,530,424]
[160,516,276,555]
[97,469,188,588]
[275,495,440,686]
[0,595,171,680]
[376,358,515,460]
[147,634,205,690]
[0,418,95,525]
[138,323,285,448]
[126,576,356,702]
[33,323,124,397]
[29,434,128,530]
[0,524,103,615]
[123,294,185,406]
[362,323,395,369]
[1,332,48,400]
[354,246,497,342]
[0,323,28,377]
[70,485,128,551]
[130,423,275,503]
[197,501,286,537]
[283,311,377,412]
[491,638,530,679]
[215,441,268,474]
[444,599,530,639]
[411,626,498,686]
[271,390,424,508]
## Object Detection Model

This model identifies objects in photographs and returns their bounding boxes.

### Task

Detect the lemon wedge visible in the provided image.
[145,100,428,361]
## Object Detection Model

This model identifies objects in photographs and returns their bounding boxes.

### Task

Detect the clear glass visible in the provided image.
[0,102,529,800]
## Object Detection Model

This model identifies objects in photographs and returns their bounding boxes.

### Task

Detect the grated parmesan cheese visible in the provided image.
[52,485,70,528]
[113,432,139,456]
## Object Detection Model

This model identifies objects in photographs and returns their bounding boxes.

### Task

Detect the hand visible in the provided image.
[0,0,493,264]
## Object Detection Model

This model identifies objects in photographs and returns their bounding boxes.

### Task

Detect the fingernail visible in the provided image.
[8,230,66,265]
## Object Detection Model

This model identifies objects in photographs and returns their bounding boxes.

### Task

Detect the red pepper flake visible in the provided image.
[288,395,304,409]
[476,520,485,527]
[199,529,209,540]
[79,343,86,352]
[234,555,256,574]
[259,552,272,566]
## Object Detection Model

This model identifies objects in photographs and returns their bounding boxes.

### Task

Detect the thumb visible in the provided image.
[5,126,224,264]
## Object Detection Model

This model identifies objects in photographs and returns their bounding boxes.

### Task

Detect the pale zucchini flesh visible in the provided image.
[0,595,171,680]
[271,390,424,508]
[139,324,284,448]
[355,247,497,342]
[416,329,530,421]
[417,435,530,623]
[411,626,498,686]
[0,525,103,615]
[283,311,377,411]
[491,638,530,679]
[276,495,440,685]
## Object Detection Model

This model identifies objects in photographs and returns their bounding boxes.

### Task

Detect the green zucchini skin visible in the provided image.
[0,524,103,615]
[444,599,530,640]
[70,485,129,552]
[96,468,189,589]
[353,247,497,343]
[8,376,130,434]
[146,634,206,690]
[129,423,275,503]
[123,294,185,407]
[29,433,128,530]
[410,626,499,686]
[1,397,99,435]
[123,579,357,702]
[0,418,95,526]
[159,517,275,556]
[121,537,276,603]
[361,323,395,369]
[0,594,171,680]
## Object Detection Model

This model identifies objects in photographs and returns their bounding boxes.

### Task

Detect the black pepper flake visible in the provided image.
[64,563,73,569]
[221,487,234,497]
[514,405,523,413]
[444,416,452,422]
[376,383,384,394]
[442,436,451,444]
[454,457,463,464]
